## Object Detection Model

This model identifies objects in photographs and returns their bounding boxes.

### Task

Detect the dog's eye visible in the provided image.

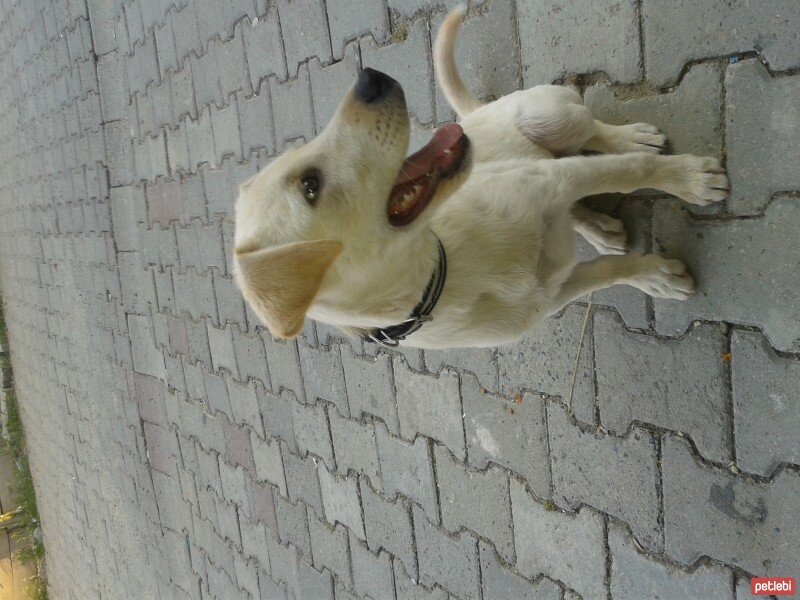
[300,174,321,205]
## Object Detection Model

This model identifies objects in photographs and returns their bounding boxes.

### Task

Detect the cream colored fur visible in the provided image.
[233,8,729,348]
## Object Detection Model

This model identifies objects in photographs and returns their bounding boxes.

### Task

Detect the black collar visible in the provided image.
[361,237,447,348]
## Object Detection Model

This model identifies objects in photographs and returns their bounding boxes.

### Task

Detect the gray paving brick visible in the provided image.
[270,63,315,149]
[434,443,514,563]
[393,558,448,600]
[232,327,271,387]
[496,304,596,424]
[329,409,382,490]
[259,388,298,453]
[350,534,396,600]
[609,522,733,600]
[251,431,286,495]
[155,18,178,79]
[461,374,551,499]
[143,421,179,477]
[642,0,800,86]
[394,358,465,459]
[341,346,399,434]
[653,198,800,352]
[518,0,640,87]
[308,44,360,134]
[585,60,723,159]
[237,90,276,157]
[326,0,387,61]
[725,59,800,215]
[361,477,415,579]
[480,542,562,600]
[595,310,731,463]
[375,423,438,524]
[128,313,167,379]
[511,480,606,600]
[308,509,353,589]
[210,102,242,164]
[186,109,216,169]
[414,505,480,599]
[318,465,364,541]
[214,273,248,327]
[731,330,800,477]
[274,494,312,559]
[297,339,349,418]
[226,376,261,432]
[433,0,519,123]
[243,5,287,90]
[261,333,304,398]
[205,369,234,420]
[291,400,334,468]
[664,436,800,577]
[171,65,197,121]
[548,402,661,551]
[207,322,239,376]
[216,27,251,101]
[424,346,498,392]
[360,18,434,124]
[277,0,332,75]
[283,447,324,515]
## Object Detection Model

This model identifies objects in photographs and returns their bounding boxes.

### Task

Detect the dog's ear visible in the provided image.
[234,240,343,339]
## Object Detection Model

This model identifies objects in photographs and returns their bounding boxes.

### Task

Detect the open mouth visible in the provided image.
[387,123,469,226]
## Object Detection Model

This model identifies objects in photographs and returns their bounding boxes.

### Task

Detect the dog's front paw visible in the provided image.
[630,255,695,300]
[666,155,729,206]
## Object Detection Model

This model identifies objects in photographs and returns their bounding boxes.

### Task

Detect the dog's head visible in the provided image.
[234,68,471,338]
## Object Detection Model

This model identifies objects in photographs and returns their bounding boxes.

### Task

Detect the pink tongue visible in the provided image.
[396,123,463,184]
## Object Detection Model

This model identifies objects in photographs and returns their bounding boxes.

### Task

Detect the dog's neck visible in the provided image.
[309,230,440,331]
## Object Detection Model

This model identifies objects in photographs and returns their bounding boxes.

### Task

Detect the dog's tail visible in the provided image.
[434,6,482,119]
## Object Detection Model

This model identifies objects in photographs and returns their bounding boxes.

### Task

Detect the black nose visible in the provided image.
[356,68,398,103]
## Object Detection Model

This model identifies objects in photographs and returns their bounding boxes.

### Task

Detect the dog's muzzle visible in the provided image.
[356,68,401,104]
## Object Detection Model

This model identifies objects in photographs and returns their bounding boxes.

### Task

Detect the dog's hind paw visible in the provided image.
[630,255,695,300]
[665,155,729,206]
[615,123,667,154]
[578,213,628,255]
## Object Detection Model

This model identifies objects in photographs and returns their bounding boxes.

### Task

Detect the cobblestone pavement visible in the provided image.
[0,0,798,599]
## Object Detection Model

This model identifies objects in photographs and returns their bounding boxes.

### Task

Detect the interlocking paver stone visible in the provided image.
[653,198,800,352]
[361,477,416,579]
[511,480,606,600]
[375,423,438,524]
[663,436,800,577]
[642,0,800,86]
[725,59,800,215]
[497,304,596,424]
[609,522,733,600]
[731,330,800,477]
[394,358,465,459]
[518,0,640,87]
[413,506,481,600]
[548,402,661,551]
[479,541,562,600]
[595,310,731,463]
[434,444,515,563]
[341,346,399,434]
[461,374,551,499]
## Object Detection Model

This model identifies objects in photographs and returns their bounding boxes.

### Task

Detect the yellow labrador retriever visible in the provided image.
[233,7,728,349]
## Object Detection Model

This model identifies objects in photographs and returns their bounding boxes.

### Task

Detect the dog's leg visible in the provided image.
[551,253,694,309]
[571,205,627,255]
[584,121,667,155]
[548,152,728,206]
